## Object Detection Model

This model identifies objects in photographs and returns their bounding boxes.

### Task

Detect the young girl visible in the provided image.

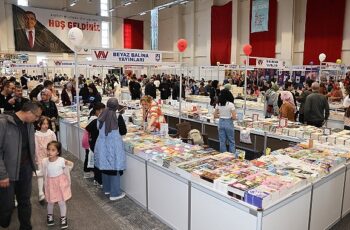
[42,141,74,229]
[35,116,57,204]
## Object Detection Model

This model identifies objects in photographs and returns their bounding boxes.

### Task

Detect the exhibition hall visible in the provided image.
[1,0,350,229]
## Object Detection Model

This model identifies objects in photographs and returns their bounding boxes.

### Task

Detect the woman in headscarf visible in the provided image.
[279,91,296,121]
[140,95,166,132]
[94,98,127,201]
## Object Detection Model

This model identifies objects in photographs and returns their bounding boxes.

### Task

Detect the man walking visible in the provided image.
[0,101,43,229]
[304,82,330,127]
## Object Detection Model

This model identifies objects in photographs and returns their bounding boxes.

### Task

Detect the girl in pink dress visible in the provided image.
[35,116,57,204]
[42,141,73,229]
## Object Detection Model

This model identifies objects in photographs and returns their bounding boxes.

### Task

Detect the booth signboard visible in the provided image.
[92,49,162,64]
[256,58,286,69]
[10,63,42,68]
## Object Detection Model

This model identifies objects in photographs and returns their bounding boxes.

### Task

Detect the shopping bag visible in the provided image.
[87,150,94,169]
[82,130,90,149]
[240,128,252,144]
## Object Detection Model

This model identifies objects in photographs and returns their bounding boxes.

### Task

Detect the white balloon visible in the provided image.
[318,53,326,62]
[68,27,84,46]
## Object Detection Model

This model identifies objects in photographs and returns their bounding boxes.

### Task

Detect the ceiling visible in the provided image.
[6,0,191,20]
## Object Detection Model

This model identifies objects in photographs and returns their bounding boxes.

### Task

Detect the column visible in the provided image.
[278,0,295,63]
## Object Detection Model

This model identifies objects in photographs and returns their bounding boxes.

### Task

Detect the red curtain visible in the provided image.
[303,0,346,64]
[123,19,144,49]
[210,1,232,65]
[249,0,277,64]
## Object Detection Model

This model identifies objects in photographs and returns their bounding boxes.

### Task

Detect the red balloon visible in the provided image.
[177,39,187,52]
[243,44,252,56]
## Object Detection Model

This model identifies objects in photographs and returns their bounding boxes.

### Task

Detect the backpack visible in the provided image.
[188,129,204,145]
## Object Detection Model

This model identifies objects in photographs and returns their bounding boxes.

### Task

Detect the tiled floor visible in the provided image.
[6,151,169,230]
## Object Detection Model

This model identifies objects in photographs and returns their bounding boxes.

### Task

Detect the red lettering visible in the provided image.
[68,21,72,28]
[94,51,108,59]
[49,19,54,27]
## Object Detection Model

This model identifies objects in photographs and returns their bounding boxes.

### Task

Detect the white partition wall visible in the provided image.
[191,183,258,230]
[120,154,147,208]
[342,165,350,217]
[147,163,189,230]
[309,167,346,230]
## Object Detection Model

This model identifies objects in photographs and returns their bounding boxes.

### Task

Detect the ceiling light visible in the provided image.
[124,2,132,6]
[109,8,115,12]
[139,12,146,15]
[180,0,189,4]
[70,0,78,6]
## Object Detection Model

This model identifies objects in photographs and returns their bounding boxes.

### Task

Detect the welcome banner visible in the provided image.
[251,0,269,33]
[12,5,105,53]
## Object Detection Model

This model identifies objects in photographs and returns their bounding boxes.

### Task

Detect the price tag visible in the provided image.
[265,148,271,155]
[279,118,288,127]
[323,128,331,135]
[252,114,259,122]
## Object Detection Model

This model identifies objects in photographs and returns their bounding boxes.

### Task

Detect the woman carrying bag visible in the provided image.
[94,98,127,201]
[214,89,237,154]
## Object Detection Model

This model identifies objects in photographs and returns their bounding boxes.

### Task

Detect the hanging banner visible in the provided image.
[256,58,285,69]
[12,5,105,53]
[151,8,159,50]
[92,49,162,64]
[251,0,269,33]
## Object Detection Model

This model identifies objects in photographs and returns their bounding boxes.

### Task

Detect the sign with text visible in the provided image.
[12,5,105,53]
[92,49,162,64]
[256,58,286,69]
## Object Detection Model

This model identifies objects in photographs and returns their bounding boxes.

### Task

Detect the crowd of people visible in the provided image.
[0,73,128,229]
[1,69,350,229]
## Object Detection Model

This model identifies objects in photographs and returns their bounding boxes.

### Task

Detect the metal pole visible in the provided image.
[74,51,81,160]
[244,56,249,116]
[319,62,322,83]
[179,53,183,123]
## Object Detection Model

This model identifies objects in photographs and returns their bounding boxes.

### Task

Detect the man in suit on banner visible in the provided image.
[15,11,52,52]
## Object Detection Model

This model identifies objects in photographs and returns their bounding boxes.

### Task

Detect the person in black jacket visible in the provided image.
[145,80,157,99]
[159,77,171,100]
[79,84,90,104]
[0,81,16,112]
[61,83,76,106]
[209,80,220,107]
[13,85,29,112]
[29,84,44,101]
[40,89,58,120]
[88,83,102,106]
[85,102,105,185]
[129,76,141,100]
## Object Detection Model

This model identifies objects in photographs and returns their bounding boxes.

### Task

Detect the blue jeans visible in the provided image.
[218,118,235,153]
[102,173,122,197]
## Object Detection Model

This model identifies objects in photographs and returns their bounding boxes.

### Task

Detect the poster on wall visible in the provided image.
[12,5,104,53]
[251,0,269,33]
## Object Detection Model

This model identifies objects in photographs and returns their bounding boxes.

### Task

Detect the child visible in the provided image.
[42,141,74,229]
[85,102,105,186]
[35,116,57,204]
